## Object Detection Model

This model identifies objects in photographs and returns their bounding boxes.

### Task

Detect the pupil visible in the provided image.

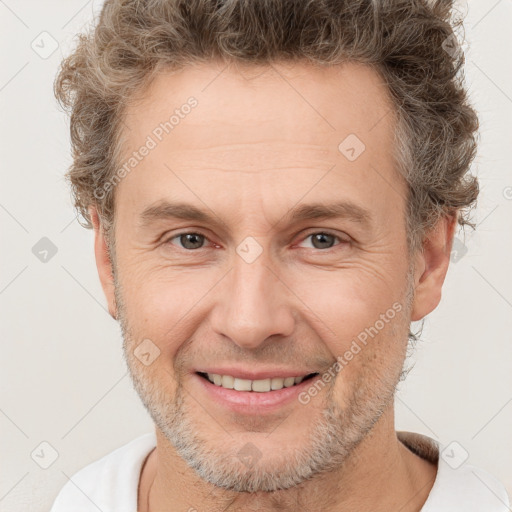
[181,233,203,249]
[313,233,334,249]
[179,233,334,250]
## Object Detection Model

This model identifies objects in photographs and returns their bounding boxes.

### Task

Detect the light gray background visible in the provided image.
[1,1,511,510]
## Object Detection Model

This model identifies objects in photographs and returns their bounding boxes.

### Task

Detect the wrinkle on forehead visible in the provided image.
[115,60,405,238]
[121,60,396,157]
[162,141,336,175]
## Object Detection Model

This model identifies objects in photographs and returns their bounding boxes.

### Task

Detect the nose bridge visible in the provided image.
[210,247,295,349]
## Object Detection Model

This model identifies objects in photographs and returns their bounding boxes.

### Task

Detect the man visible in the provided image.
[50,0,509,510]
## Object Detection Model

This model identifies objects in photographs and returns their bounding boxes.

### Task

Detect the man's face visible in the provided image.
[110,61,415,491]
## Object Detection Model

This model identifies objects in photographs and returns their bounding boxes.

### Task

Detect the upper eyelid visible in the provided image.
[299,230,345,241]
[164,230,215,247]
[164,229,348,248]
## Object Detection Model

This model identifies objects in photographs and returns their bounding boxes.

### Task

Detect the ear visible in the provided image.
[89,206,118,320]
[410,214,458,321]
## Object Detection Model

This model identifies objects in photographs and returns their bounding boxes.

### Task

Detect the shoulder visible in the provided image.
[397,431,510,512]
[423,460,510,512]
[50,432,156,512]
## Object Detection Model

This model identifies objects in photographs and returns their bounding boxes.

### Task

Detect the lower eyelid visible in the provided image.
[165,232,347,250]
[298,233,346,248]
[167,233,211,248]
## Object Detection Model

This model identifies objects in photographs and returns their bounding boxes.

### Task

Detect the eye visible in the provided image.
[165,232,210,250]
[297,231,346,250]
[163,230,347,252]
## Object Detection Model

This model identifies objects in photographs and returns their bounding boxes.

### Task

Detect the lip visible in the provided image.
[194,367,316,380]
[192,371,318,415]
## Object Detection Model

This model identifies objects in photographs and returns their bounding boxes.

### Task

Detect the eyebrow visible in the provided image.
[138,200,372,230]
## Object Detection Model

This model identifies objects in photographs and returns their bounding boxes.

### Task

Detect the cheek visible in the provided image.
[302,272,409,392]
[119,268,221,362]
[294,269,404,344]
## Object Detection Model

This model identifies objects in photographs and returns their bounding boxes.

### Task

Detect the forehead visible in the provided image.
[124,59,395,147]
[117,60,405,229]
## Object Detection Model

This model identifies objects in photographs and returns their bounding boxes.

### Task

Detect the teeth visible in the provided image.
[221,375,234,389]
[252,379,271,392]
[283,377,295,387]
[271,377,284,390]
[208,373,222,386]
[233,378,252,391]
[204,373,309,392]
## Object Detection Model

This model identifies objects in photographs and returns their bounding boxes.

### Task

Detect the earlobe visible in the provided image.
[89,207,118,320]
[410,214,458,322]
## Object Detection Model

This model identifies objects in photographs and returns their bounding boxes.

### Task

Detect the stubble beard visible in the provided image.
[114,266,415,493]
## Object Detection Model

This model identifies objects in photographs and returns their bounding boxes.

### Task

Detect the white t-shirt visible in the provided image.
[50,430,510,512]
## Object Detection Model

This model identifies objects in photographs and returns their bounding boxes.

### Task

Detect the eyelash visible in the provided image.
[163,230,348,252]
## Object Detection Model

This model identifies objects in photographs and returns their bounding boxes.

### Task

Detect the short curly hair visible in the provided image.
[54,0,479,253]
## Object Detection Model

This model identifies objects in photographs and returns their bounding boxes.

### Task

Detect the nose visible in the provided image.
[208,253,296,350]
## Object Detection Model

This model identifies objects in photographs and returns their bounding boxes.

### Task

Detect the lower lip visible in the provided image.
[193,373,315,415]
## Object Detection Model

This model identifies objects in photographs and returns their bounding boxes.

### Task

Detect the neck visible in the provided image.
[138,407,437,512]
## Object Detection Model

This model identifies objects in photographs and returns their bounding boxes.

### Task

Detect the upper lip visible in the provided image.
[195,368,318,380]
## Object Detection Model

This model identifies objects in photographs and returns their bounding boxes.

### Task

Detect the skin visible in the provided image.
[91,60,456,511]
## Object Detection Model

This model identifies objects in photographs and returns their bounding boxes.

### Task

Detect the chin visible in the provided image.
[151,388,363,493]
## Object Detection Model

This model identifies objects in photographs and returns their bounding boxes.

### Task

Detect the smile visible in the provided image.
[197,372,318,392]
